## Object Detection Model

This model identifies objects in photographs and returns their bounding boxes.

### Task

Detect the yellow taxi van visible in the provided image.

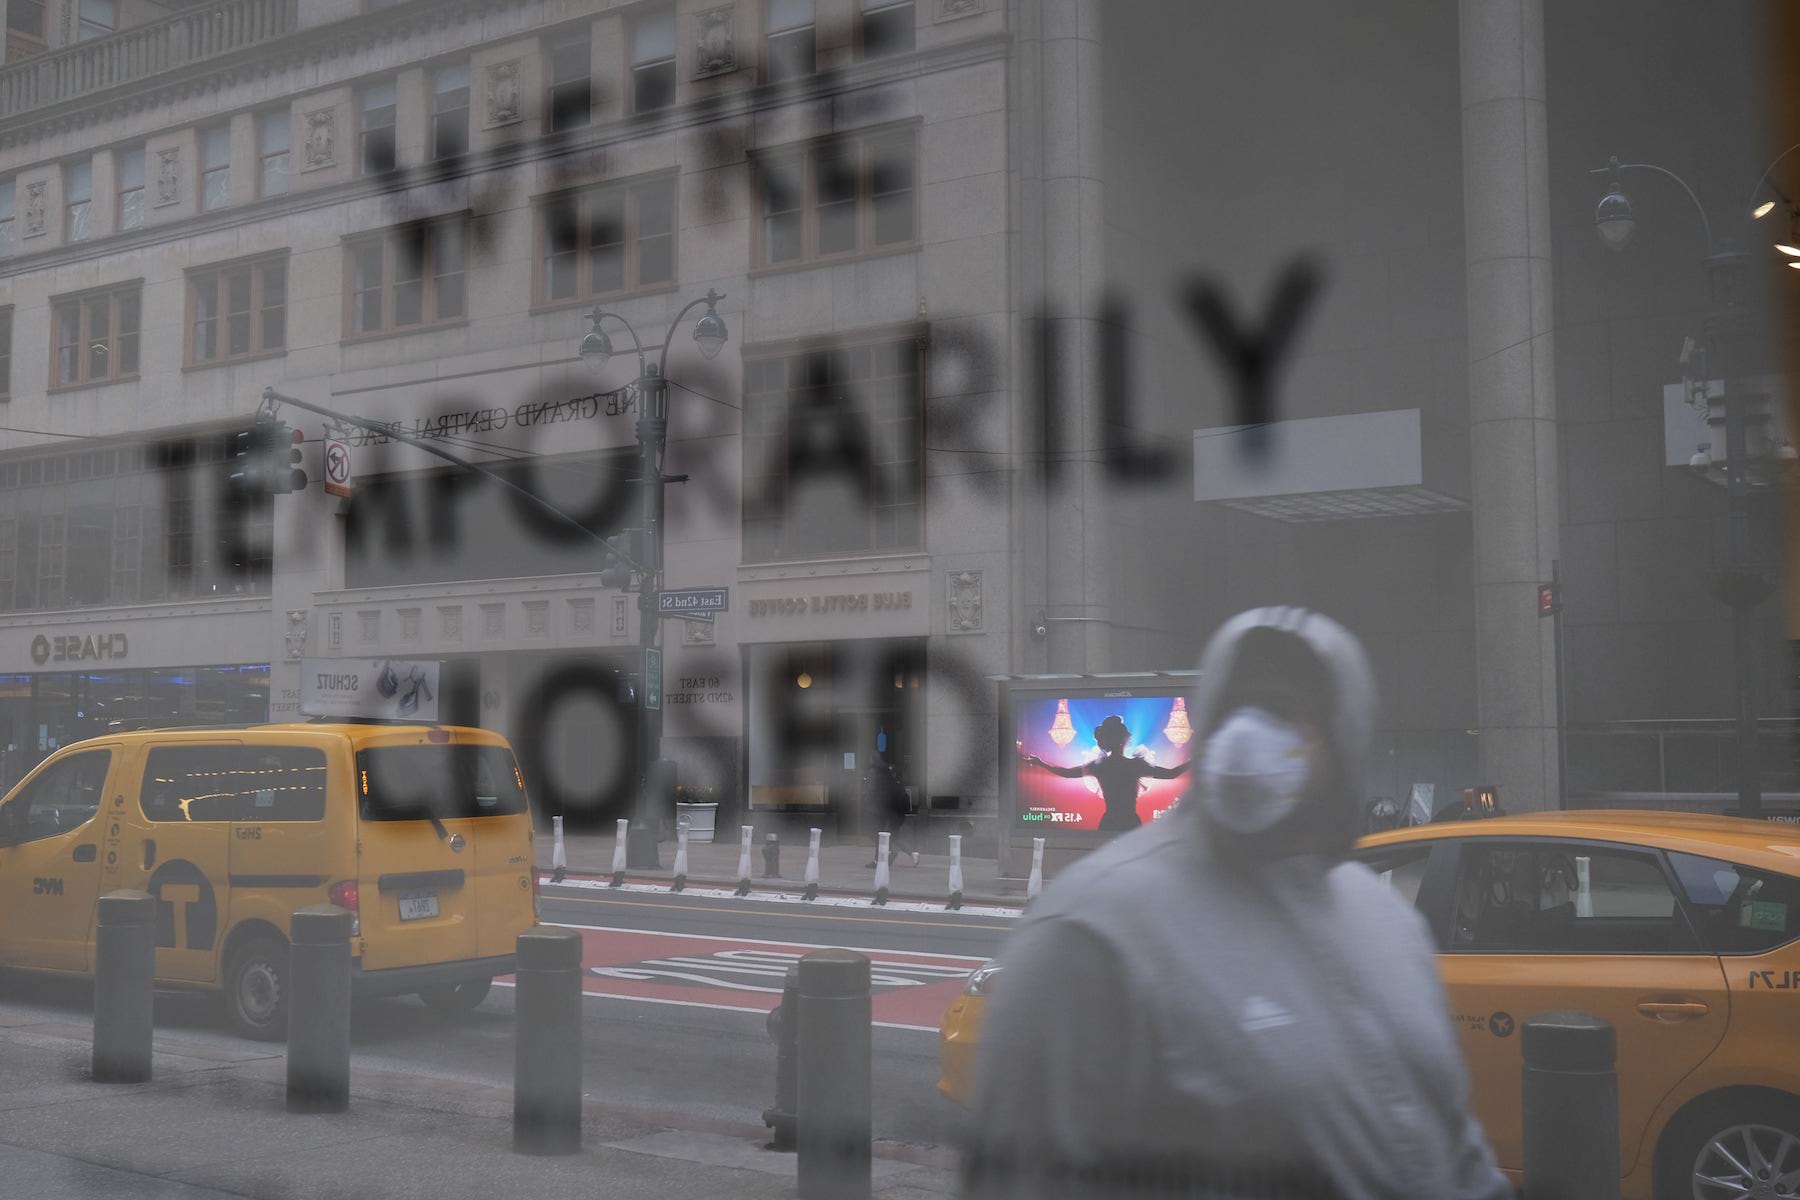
[0,722,539,1038]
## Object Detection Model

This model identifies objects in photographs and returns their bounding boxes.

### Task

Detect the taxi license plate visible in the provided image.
[398,893,438,921]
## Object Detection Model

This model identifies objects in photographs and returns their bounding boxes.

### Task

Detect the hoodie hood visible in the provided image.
[1190,608,1378,851]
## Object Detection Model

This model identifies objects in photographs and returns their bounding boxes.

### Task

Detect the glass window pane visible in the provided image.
[202,126,231,169]
[259,110,289,155]
[117,148,143,189]
[815,148,857,255]
[1670,853,1800,954]
[352,242,384,332]
[192,277,218,361]
[633,10,675,64]
[56,302,79,383]
[65,161,91,202]
[588,190,625,293]
[543,198,578,300]
[862,1,914,58]
[768,0,814,32]
[116,291,139,375]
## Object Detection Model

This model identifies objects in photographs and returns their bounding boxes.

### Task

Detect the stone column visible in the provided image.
[1459,0,1561,810]
[1011,0,1110,674]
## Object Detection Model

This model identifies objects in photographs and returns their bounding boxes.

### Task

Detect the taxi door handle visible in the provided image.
[141,839,156,870]
[1637,1001,1710,1021]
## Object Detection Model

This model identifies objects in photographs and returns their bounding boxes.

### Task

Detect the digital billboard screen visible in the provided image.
[1010,686,1196,835]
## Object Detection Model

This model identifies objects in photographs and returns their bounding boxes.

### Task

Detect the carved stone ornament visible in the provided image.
[948,570,984,633]
[683,618,716,647]
[440,606,462,640]
[153,148,181,207]
[283,610,308,661]
[302,107,336,171]
[695,7,736,77]
[486,60,522,126]
[21,181,45,237]
[937,0,981,19]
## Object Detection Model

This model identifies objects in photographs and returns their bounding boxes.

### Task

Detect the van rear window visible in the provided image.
[142,746,328,823]
[357,745,528,821]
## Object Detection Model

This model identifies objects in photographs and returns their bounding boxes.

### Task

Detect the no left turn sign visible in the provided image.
[324,438,353,498]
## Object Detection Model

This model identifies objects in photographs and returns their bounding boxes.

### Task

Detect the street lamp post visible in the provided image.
[1592,154,1796,817]
[581,291,728,867]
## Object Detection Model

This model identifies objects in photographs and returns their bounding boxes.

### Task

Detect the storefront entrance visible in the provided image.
[744,638,925,838]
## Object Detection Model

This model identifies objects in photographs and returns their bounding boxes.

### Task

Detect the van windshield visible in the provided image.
[357,744,528,821]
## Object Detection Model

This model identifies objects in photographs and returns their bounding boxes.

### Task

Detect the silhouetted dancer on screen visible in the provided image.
[1021,715,1190,832]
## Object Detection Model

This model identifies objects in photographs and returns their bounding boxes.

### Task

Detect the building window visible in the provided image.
[432,65,470,160]
[199,125,231,212]
[188,255,288,366]
[545,32,592,132]
[766,0,815,82]
[632,8,676,113]
[115,147,144,231]
[359,81,398,174]
[76,0,114,41]
[0,307,11,401]
[743,333,923,562]
[0,181,13,258]
[860,0,914,58]
[756,130,916,267]
[64,160,92,242]
[345,219,468,337]
[258,111,289,197]
[7,0,45,40]
[50,283,140,388]
[536,176,675,304]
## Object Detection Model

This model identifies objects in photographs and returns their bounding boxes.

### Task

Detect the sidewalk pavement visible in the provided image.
[0,1007,958,1200]
[535,828,1020,905]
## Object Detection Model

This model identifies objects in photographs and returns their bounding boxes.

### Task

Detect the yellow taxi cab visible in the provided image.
[0,723,539,1039]
[941,811,1800,1200]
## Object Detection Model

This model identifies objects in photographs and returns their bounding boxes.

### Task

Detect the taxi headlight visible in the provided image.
[963,961,1003,997]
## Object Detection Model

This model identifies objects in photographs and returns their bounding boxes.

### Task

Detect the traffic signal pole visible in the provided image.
[629,365,670,870]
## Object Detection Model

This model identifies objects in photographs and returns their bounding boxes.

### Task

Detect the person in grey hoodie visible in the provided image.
[961,607,1512,1200]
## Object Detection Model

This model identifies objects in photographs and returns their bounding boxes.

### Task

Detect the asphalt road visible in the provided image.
[0,885,1013,1151]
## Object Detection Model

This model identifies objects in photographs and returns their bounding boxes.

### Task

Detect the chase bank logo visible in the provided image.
[29,635,48,665]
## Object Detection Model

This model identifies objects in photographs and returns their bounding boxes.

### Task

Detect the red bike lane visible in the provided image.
[499,924,985,1031]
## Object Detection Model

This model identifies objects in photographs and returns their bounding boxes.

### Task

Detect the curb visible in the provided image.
[536,864,1024,910]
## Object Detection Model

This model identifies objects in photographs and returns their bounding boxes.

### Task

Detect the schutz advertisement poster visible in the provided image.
[300,658,441,722]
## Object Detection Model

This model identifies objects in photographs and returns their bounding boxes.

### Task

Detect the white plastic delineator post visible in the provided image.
[551,815,567,883]
[802,828,821,901]
[609,817,628,888]
[734,825,754,896]
[1026,837,1046,901]
[671,820,689,892]
[873,832,892,905]
[1575,855,1593,919]
[946,834,965,911]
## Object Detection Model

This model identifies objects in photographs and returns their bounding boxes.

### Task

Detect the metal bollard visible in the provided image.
[513,926,584,1155]
[610,816,628,888]
[1026,836,1046,901]
[735,825,755,896]
[872,832,891,906]
[92,889,155,1084]
[797,949,872,1200]
[762,832,781,879]
[671,820,690,892]
[550,814,567,883]
[946,833,964,910]
[287,904,354,1114]
[802,827,822,901]
[761,964,800,1150]
[1521,1010,1619,1200]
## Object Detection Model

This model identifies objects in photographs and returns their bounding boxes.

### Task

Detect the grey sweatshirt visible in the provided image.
[961,807,1513,1200]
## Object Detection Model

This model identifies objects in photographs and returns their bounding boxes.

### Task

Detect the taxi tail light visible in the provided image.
[328,880,361,937]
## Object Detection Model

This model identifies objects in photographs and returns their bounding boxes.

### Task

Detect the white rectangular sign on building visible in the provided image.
[299,658,440,722]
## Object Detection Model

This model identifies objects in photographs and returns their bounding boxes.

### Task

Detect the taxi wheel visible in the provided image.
[223,934,289,1041]
[418,978,492,1015]
[1659,1093,1800,1200]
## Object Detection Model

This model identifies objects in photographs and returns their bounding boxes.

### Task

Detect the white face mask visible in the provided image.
[1199,706,1315,835]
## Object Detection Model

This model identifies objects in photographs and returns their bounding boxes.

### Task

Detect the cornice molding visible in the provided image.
[0,31,1012,280]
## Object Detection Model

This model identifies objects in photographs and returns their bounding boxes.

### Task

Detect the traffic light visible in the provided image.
[226,421,307,497]
[271,423,307,494]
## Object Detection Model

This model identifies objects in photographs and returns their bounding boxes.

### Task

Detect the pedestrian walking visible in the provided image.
[961,607,1511,1200]
[863,755,921,868]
